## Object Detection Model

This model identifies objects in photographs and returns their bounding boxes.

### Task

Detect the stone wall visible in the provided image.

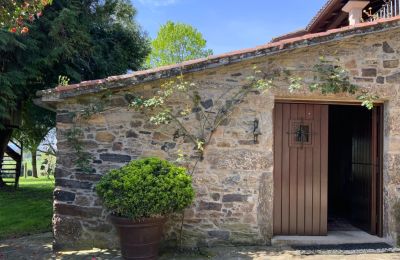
[51,28,400,249]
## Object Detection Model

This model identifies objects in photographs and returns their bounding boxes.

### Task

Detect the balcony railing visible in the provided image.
[364,0,400,21]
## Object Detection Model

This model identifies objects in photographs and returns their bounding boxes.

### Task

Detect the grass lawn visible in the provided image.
[0,177,54,239]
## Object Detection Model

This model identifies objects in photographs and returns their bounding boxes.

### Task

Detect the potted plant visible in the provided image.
[96,157,195,260]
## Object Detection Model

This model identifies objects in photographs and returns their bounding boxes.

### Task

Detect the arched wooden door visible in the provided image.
[273,103,328,236]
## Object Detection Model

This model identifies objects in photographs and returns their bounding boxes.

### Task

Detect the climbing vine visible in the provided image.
[129,57,378,167]
[67,57,378,172]
[63,57,379,248]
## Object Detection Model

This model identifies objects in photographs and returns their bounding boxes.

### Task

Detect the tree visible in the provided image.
[147,21,213,68]
[0,0,52,33]
[14,102,55,178]
[0,0,150,186]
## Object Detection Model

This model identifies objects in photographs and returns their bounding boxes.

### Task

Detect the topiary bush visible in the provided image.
[96,157,195,220]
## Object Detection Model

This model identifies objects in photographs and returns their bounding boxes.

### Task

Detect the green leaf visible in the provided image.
[146,21,213,68]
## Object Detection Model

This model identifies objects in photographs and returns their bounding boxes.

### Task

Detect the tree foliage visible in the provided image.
[0,0,151,129]
[0,0,150,183]
[13,102,55,178]
[0,0,51,33]
[14,103,54,151]
[146,21,213,68]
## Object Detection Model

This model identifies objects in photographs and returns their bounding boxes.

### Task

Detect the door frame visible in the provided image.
[273,100,384,237]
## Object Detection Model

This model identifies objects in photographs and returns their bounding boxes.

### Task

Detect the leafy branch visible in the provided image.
[66,57,379,173]
[129,71,273,164]
[283,57,379,108]
[131,57,379,169]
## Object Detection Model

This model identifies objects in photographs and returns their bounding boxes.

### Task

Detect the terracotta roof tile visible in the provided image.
[38,16,400,100]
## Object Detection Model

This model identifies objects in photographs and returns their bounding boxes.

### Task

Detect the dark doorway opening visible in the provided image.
[328,105,379,234]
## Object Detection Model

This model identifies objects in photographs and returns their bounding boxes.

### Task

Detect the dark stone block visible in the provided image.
[208,230,230,240]
[124,94,136,103]
[231,73,242,77]
[383,60,399,68]
[226,99,240,107]
[386,72,400,84]
[55,168,72,179]
[112,142,123,151]
[383,41,395,53]
[199,201,222,211]
[161,142,176,151]
[201,99,213,109]
[226,79,238,82]
[222,194,248,202]
[54,190,76,202]
[130,120,143,127]
[211,193,220,201]
[354,77,374,83]
[376,76,385,84]
[192,107,201,113]
[55,204,102,218]
[238,140,255,145]
[100,153,131,163]
[76,167,96,174]
[109,97,127,107]
[56,113,75,123]
[55,179,93,190]
[75,173,102,182]
[139,131,152,135]
[361,68,377,77]
[223,175,241,185]
[126,130,138,138]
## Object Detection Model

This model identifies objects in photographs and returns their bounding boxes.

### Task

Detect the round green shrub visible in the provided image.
[96,157,195,220]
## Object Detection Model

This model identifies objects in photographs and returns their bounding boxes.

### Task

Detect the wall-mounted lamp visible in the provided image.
[253,118,261,144]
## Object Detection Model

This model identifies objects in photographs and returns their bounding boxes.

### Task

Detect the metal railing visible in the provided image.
[1,139,23,189]
[364,0,400,21]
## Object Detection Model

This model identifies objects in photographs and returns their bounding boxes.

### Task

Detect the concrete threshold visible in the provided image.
[272,231,392,246]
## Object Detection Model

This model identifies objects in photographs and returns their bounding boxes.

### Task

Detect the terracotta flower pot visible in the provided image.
[110,215,166,260]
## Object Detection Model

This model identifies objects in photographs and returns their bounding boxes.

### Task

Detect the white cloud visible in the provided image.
[137,0,179,7]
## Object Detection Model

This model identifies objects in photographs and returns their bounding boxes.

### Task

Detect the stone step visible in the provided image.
[271,231,392,246]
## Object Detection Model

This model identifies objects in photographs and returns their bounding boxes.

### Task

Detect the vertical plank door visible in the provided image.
[273,103,328,236]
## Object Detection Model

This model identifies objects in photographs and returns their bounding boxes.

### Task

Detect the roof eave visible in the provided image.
[38,16,400,104]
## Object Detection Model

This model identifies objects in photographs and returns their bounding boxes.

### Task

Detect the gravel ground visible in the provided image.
[1,233,400,260]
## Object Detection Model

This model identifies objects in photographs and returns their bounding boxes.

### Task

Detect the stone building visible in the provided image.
[38,0,400,250]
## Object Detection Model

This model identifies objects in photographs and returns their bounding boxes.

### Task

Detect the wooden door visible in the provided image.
[273,103,328,236]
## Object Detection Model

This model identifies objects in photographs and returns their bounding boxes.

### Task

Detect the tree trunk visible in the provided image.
[31,148,38,178]
[0,128,13,187]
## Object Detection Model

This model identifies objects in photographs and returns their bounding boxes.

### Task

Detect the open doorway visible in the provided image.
[328,105,382,235]
[273,101,382,237]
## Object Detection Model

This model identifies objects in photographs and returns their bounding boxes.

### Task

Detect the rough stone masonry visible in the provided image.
[39,21,400,250]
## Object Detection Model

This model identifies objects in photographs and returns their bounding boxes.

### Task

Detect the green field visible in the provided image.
[0,178,54,239]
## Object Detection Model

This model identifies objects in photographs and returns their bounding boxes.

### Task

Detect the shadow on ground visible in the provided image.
[1,233,400,260]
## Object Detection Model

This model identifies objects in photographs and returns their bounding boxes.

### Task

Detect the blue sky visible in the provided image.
[133,0,327,55]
